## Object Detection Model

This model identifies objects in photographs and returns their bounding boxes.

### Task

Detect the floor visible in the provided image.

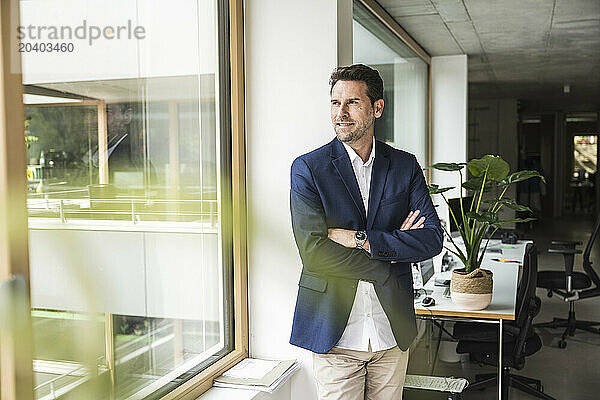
[406,215,600,400]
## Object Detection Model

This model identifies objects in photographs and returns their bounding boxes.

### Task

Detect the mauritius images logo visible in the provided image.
[17,19,146,46]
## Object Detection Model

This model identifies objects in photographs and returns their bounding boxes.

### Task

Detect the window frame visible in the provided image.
[355,0,433,177]
[158,0,249,398]
[0,0,248,398]
[0,0,34,398]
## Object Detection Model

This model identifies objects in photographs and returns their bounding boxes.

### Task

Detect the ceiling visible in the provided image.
[377,0,600,111]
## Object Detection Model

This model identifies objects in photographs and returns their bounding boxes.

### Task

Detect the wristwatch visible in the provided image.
[354,230,367,249]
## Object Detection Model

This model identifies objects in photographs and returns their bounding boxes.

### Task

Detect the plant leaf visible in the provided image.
[499,170,546,186]
[428,184,454,194]
[468,155,510,181]
[492,217,537,226]
[462,177,495,192]
[494,198,532,212]
[465,211,499,224]
[425,162,465,171]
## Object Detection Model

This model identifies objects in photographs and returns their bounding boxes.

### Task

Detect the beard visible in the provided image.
[334,114,375,144]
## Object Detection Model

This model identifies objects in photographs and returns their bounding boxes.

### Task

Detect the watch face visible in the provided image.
[355,231,367,241]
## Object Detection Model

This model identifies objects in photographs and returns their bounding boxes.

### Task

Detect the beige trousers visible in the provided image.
[313,346,409,400]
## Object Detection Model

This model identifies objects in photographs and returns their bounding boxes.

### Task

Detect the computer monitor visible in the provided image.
[448,196,473,234]
[412,258,435,291]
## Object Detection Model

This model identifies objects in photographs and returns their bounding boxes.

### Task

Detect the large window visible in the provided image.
[19,0,244,398]
[353,0,429,166]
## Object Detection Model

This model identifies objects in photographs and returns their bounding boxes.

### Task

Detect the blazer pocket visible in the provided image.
[380,191,408,207]
[299,273,328,293]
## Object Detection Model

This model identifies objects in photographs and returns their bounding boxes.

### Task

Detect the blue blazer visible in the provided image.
[289,138,443,353]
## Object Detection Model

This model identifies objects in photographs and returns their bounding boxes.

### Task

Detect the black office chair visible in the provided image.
[452,244,557,400]
[535,216,600,348]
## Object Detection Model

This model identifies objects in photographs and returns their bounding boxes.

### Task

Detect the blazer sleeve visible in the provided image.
[367,155,444,263]
[290,157,391,285]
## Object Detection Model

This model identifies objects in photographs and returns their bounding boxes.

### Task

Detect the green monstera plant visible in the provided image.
[427,155,545,274]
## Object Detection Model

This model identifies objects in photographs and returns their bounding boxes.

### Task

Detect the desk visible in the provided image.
[413,239,531,399]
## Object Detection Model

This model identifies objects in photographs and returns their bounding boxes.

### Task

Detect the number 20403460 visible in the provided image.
[19,42,74,52]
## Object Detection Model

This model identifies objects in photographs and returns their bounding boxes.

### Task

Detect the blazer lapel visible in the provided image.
[367,142,390,230]
[331,139,367,221]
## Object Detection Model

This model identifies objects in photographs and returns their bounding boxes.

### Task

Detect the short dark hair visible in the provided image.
[329,64,384,104]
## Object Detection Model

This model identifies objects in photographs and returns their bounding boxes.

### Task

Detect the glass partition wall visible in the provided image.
[353,0,429,166]
[20,1,234,399]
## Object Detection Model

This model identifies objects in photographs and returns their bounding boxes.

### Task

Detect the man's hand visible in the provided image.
[401,210,425,230]
[327,210,426,249]
[327,228,358,249]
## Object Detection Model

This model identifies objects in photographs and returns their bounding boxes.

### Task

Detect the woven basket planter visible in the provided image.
[450,268,493,311]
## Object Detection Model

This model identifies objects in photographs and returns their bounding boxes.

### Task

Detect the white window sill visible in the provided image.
[196,387,265,400]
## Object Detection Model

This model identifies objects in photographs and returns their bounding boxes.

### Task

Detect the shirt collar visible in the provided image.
[342,137,376,167]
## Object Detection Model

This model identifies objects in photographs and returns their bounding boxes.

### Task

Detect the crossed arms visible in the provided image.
[290,156,443,284]
[327,209,425,251]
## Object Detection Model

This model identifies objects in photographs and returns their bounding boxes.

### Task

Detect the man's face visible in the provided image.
[330,80,383,144]
[107,103,132,138]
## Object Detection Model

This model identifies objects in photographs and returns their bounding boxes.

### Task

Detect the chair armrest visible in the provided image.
[548,249,582,292]
[548,248,583,255]
[551,240,583,248]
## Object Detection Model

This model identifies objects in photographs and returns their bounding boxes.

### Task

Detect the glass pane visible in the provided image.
[20,0,233,398]
[353,0,429,166]
[568,135,597,213]
[573,135,597,177]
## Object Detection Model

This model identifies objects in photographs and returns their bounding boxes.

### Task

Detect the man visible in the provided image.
[289,64,443,399]
[88,102,157,189]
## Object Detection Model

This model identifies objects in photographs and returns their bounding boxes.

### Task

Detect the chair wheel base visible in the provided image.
[558,339,567,349]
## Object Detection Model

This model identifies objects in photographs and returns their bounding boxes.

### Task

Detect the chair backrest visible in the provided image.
[583,216,600,288]
[516,243,538,327]
[512,243,541,368]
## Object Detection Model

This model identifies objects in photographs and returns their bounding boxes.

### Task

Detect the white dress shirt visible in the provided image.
[335,138,398,352]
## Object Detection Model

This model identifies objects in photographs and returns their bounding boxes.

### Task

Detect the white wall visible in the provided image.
[244,1,346,399]
[431,55,468,231]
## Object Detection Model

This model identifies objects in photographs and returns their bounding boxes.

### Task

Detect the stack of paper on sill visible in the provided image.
[213,358,300,393]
